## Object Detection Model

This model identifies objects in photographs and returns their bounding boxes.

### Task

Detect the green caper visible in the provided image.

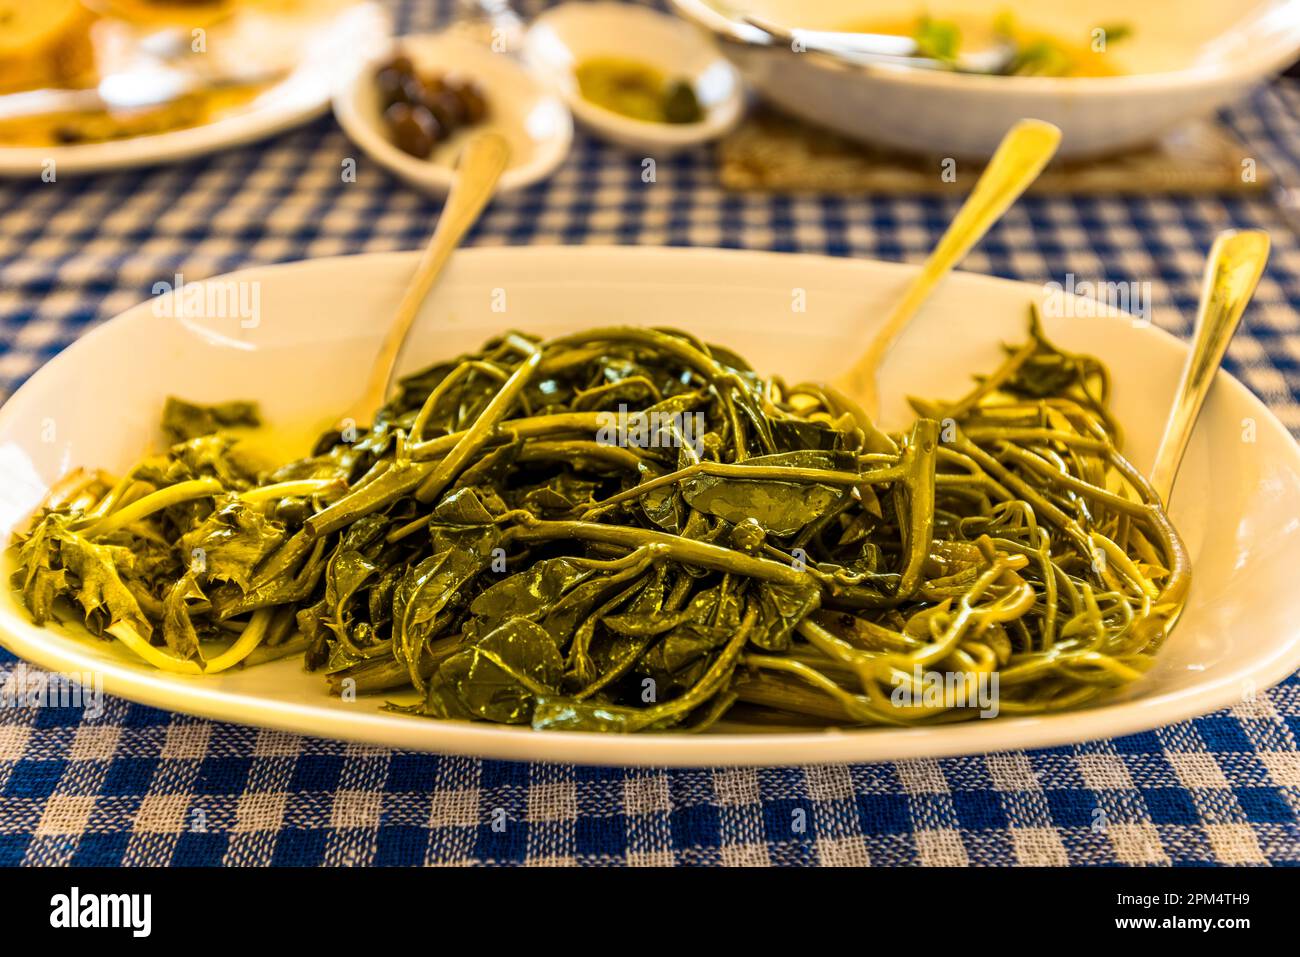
[663,80,703,124]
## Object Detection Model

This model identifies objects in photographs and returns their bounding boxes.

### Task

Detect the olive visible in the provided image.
[374,67,408,109]
[384,102,440,158]
[374,55,419,108]
[446,77,488,124]
[424,88,468,131]
[384,55,415,76]
[420,73,447,97]
[400,74,428,106]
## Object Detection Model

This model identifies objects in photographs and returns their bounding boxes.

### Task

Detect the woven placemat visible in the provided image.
[718,108,1273,195]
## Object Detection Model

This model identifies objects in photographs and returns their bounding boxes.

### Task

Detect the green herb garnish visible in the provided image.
[914,16,962,64]
[1096,23,1133,45]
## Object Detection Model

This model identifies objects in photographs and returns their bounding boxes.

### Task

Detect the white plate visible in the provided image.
[2,247,1299,766]
[671,0,1300,159]
[0,2,389,178]
[523,3,744,155]
[333,32,572,197]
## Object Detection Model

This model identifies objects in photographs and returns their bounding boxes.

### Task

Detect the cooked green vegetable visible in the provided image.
[914,16,962,65]
[9,313,1189,731]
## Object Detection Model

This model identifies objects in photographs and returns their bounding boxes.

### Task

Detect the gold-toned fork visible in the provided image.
[349,131,511,425]
[1149,229,1270,507]
[834,118,1061,421]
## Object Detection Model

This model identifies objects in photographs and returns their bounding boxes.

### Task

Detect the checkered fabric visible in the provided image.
[2,0,1300,867]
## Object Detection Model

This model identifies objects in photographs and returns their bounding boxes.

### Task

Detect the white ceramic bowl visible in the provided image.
[670,0,1300,160]
[333,32,573,196]
[2,246,1299,766]
[523,2,745,155]
[0,1,390,178]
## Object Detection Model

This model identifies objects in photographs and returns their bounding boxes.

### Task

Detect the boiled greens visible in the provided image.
[9,317,1189,731]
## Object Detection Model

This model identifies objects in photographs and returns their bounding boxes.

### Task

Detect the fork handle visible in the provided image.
[350,132,511,424]
[1149,229,1269,506]
[835,118,1061,418]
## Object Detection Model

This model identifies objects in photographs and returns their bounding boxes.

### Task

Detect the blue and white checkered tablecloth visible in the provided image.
[2,0,1300,867]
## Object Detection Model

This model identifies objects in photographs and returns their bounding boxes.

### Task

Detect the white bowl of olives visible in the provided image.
[333,31,573,197]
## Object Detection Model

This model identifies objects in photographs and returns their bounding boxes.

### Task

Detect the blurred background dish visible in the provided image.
[0,2,100,95]
[0,0,389,175]
[524,2,744,155]
[332,31,572,197]
[670,0,1300,159]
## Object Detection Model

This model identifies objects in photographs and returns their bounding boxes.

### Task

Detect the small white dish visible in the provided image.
[2,246,1299,767]
[0,2,389,178]
[332,32,573,197]
[523,2,745,155]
